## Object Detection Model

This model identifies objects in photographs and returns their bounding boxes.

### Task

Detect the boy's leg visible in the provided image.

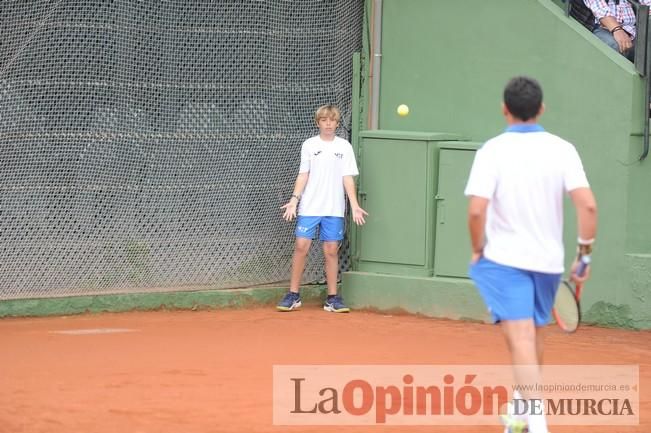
[277,216,319,311]
[289,237,313,293]
[319,216,345,296]
[319,217,349,312]
[288,216,321,292]
[322,241,339,296]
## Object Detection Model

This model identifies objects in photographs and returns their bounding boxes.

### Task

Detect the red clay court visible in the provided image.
[1,306,649,433]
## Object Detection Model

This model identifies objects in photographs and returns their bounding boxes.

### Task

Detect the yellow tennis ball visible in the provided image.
[397,104,409,117]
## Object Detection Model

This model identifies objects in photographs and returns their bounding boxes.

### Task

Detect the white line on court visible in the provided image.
[49,328,138,335]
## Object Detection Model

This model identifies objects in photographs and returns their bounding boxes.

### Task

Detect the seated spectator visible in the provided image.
[583,0,651,60]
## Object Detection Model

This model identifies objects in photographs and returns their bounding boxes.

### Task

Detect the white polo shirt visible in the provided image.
[464,124,590,273]
[298,135,359,218]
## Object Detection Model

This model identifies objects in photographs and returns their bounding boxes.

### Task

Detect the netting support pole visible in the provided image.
[369,0,383,130]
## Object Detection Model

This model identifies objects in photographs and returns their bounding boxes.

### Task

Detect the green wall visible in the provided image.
[352,0,651,328]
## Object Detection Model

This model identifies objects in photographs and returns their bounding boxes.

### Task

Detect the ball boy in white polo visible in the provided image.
[465,77,598,433]
[277,105,368,313]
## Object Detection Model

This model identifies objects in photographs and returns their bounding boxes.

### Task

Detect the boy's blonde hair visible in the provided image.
[314,104,341,124]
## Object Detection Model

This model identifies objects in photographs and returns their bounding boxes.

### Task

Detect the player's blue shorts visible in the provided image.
[469,257,561,327]
[295,216,344,242]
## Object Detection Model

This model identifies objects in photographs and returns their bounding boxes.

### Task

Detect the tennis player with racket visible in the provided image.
[465,77,597,433]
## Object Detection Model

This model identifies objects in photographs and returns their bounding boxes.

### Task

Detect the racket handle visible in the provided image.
[576,255,591,277]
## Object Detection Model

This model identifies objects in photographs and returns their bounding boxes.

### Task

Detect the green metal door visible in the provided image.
[434,148,476,277]
[358,138,428,267]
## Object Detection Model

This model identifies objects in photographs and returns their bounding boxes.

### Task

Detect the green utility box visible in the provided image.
[354,130,480,278]
[433,142,482,278]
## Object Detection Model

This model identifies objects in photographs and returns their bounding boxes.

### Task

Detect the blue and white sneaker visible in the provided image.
[276,291,301,311]
[323,295,350,313]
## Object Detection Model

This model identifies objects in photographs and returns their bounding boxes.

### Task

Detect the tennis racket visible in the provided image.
[552,255,591,333]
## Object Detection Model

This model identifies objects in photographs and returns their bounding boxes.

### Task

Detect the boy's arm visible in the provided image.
[281,172,309,221]
[292,172,309,200]
[467,195,489,263]
[569,187,598,282]
[343,175,368,225]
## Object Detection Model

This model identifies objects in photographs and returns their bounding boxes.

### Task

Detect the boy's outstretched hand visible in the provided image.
[352,206,368,225]
[281,200,298,221]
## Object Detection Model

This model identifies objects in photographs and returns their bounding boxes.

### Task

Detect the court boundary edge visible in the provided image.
[0,285,327,318]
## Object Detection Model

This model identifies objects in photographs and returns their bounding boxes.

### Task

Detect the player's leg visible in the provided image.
[501,319,538,365]
[535,326,545,365]
[502,319,545,433]
[469,258,539,432]
[499,271,560,433]
[530,271,561,363]
[320,217,349,313]
[520,271,562,432]
[501,320,542,395]
[277,216,319,311]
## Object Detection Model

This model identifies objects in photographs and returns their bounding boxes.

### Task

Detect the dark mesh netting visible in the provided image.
[0,1,364,299]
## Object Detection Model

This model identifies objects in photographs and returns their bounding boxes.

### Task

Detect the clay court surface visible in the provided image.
[1,306,649,433]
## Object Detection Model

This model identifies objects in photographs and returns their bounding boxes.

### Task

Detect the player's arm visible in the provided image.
[281,172,308,221]
[570,187,597,243]
[569,187,597,282]
[467,196,489,263]
[343,175,368,225]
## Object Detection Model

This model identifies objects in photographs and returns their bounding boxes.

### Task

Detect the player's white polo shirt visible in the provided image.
[464,124,590,273]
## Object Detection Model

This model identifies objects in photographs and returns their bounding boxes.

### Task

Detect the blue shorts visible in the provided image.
[469,257,561,327]
[295,216,344,242]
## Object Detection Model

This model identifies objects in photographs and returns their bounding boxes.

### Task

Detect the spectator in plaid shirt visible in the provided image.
[583,0,651,60]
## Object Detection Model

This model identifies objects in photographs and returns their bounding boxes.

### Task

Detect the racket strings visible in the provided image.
[554,283,580,332]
